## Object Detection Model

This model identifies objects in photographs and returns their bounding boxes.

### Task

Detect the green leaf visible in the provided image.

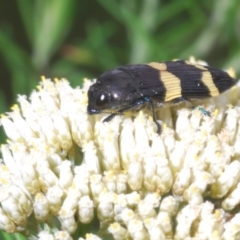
[0,31,36,96]
[32,0,77,70]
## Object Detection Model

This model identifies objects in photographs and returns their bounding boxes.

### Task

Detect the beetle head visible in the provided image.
[87,69,135,114]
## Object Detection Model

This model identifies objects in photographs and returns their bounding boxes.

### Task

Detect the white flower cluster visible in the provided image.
[0,69,240,239]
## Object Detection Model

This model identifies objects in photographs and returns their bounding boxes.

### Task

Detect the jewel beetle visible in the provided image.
[87,60,235,134]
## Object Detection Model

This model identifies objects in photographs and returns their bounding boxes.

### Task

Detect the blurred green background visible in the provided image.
[0,0,240,239]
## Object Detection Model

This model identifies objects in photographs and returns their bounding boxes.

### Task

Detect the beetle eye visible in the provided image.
[96,93,109,109]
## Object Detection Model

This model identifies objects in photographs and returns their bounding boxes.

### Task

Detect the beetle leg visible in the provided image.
[103,97,161,135]
[145,97,161,134]
[172,98,211,117]
[192,106,211,117]
[103,99,145,123]
[172,97,186,105]
[102,113,118,122]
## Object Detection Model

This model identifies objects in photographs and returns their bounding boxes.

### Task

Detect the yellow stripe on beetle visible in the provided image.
[148,62,167,71]
[148,62,182,102]
[160,71,182,102]
[201,71,220,97]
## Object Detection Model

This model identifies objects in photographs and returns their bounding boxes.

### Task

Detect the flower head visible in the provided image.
[0,60,240,239]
